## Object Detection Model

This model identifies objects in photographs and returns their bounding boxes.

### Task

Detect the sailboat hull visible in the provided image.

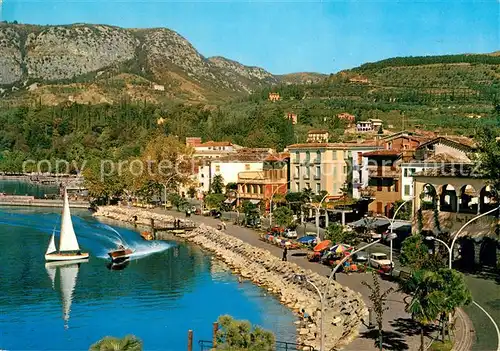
[45,252,90,261]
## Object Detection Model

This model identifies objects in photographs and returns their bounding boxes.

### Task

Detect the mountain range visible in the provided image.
[0,23,324,105]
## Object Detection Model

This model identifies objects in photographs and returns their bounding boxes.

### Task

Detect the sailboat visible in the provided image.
[45,189,90,261]
[45,259,88,328]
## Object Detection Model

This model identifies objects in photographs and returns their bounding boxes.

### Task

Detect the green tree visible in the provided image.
[89,335,142,351]
[476,127,500,191]
[83,159,125,205]
[211,174,225,194]
[187,186,196,199]
[285,192,307,215]
[399,235,431,271]
[168,193,189,211]
[216,315,275,351]
[205,193,225,210]
[362,271,394,351]
[273,206,294,228]
[400,270,447,351]
[393,200,411,220]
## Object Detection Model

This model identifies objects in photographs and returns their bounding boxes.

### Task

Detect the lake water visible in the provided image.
[0,207,296,350]
[0,180,59,198]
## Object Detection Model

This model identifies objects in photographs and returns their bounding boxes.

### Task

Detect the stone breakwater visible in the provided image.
[94,206,367,351]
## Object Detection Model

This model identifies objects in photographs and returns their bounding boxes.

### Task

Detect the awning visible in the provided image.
[388,220,412,231]
[349,218,390,229]
[249,199,261,205]
[224,198,236,204]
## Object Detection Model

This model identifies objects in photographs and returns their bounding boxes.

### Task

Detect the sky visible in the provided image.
[1,0,498,74]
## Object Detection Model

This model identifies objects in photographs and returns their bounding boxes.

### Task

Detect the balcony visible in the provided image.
[238,192,265,200]
[368,165,400,179]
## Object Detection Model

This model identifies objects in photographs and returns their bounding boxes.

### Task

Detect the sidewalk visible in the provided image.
[156,209,472,351]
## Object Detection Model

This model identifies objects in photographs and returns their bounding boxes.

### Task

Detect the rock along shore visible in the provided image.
[94,206,367,351]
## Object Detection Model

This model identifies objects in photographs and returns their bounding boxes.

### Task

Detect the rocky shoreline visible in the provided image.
[94,206,367,351]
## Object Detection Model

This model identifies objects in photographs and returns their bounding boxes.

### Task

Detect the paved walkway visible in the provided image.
[150,209,471,351]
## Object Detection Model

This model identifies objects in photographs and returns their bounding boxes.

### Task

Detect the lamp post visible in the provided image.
[426,204,500,269]
[293,274,324,349]
[314,232,398,351]
[312,193,329,240]
[269,182,290,228]
[388,197,414,266]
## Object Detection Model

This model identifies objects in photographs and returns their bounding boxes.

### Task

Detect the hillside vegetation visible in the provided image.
[0,22,322,105]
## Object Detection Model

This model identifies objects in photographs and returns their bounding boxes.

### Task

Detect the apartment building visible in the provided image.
[287,142,381,197]
[237,152,290,209]
[400,136,474,201]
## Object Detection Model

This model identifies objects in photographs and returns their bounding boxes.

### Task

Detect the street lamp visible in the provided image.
[311,193,329,240]
[426,204,500,269]
[313,232,398,351]
[293,274,324,349]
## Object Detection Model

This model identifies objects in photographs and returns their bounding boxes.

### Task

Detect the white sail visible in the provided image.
[59,263,79,326]
[45,234,57,255]
[59,190,80,252]
[45,263,57,289]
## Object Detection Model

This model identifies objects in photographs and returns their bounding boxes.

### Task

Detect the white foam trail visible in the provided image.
[128,241,172,261]
[97,223,127,244]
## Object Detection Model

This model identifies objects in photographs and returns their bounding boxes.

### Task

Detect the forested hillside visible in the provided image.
[1,53,499,172]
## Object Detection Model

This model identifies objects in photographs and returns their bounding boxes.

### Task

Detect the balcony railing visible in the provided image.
[368,166,400,178]
[238,192,265,199]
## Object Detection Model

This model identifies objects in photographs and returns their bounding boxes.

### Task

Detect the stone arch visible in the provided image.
[439,184,457,212]
[480,238,498,267]
[480,185,498,214]
[459,184,479,214]
[420,183,437,210]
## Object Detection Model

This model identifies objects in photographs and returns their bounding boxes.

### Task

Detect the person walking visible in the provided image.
[282,246,288,261]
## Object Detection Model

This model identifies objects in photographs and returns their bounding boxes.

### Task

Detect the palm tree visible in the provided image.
[400,270,446,351]
[89,335,143,351]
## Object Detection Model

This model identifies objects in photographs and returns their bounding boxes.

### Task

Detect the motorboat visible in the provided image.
[108,244,133,263]
[45,189,89,262]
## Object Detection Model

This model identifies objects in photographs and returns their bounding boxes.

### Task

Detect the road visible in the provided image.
[158,208,474,351]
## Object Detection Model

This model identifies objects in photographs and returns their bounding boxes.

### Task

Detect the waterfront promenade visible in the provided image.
[156,208,474,351]
[0,195,89,208]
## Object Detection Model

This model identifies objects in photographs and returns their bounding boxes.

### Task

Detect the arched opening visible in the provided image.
[439,184,457,212]
[458,238,476,271]
[459,185,479,214]
[420,184,437,210]
[480,185,498,214]
[479,238,498,267]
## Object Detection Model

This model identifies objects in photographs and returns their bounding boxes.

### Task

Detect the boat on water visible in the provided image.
[108,244,133,263]
[45,259,88,328]
[45,190,89,262]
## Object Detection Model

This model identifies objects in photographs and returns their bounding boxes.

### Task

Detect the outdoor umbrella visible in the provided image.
[313,240,331,252]
[330,243,353,255]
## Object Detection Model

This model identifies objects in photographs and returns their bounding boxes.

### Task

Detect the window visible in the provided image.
[333,184,337,194]
[315,166,321,178]
[332,151,337,160]
[215,165,220,172]
[377,179,382,192]
[332,166,337,178]
[294,165,300,178]
[245,164,250,171]
[305,167,311,179]
[316,151,321,162]
[295,151,300,162]
[201,174,205,178]
[305,182,310,190]
[295,182,300,191]
[316,183,321,194]
[305,151,310,162]
[404,185,411,196]
[411,168,416,175]
[404,168,408,177]
[343,165,347,174]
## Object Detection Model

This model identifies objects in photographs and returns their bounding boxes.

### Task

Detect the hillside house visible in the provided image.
[307,130,329,143]
[286,113,298,125]
[269,93,280,102]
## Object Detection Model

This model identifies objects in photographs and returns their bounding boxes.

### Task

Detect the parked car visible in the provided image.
[369,253,393,269]
[352,251,369,263]
[283,228,298,239]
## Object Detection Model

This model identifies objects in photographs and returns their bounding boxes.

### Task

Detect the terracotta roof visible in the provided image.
[214,154,267,162]
[363,150,402,157]
[413,163,482,178]
[265,152,290,162]
[199,141,233,147]
[425,152,470,163]
[238,171,265,180]
[288,142,382,149]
